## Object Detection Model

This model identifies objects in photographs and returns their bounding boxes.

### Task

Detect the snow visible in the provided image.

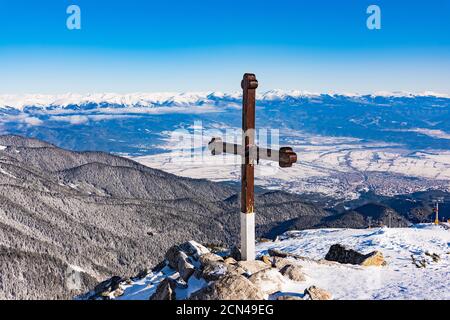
[0,145,6,151]
[68,265,85,273]
[115,266,176,300]
[370,91,449,98]
[108,265,208,301]
[0,166,17,179]
[0,92,217,110]
[258,225,450,300]
[108,225,449,300]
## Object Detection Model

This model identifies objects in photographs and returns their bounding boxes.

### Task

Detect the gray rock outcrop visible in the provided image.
[325,244,385,266]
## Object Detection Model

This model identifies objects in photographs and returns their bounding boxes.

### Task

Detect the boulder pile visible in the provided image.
[151,240,313,300]
[83,240,337,300]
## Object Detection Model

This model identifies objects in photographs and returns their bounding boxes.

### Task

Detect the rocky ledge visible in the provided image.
[80,240,386,300]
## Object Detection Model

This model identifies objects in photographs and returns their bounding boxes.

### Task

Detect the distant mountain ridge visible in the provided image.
[1,90,449,110]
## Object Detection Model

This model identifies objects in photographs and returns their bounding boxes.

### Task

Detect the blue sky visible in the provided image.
[0,0,449,94]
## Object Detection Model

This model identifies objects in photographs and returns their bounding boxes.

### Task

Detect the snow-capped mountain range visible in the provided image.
[0,90,449,110]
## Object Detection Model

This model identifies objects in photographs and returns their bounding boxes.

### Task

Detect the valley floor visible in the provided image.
[102,224,450,300]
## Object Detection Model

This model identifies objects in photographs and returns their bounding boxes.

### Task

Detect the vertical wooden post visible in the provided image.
[240,73,258,261]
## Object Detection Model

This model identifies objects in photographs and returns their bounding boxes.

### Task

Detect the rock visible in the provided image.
[190,274,264,300]
[304,286,332,300]
[261,255,272,266]
[112,288,124,298]
[201,256,247,281]
[269,249,322,265]
[360,251,385,267]
[92,278,126,299]
[316,259,340,266]
[325,244,385,266]
[165,245,183,269]
[179,241,210,260]
[135,268,149,279]
[230,246,242,261]
[272,256,294,269]
[279,264,305,282]
[199,253,224,267]
[268,248,309,261]
[99,291,112,299]
[226,264,247,277]
[224,257,237,265]
[277,295,303,300]
[178,252,196,281]
[149,278,177,300]
[237,260,270,275]
[193,269,203,279]
[165,245,196,281]
[94,276,122,295]
[175,278,189,289]
[425,251,441,263]
[324,244,359,264]
[151,260,167,273]
[201,261,229,282]
[205,243,228,254]
[248,268,285,295]
[411,255,427,268]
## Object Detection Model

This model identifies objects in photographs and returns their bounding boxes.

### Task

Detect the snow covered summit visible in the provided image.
[80,224,450,300]
[258,224,450,300]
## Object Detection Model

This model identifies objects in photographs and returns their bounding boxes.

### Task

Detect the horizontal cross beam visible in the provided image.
[208,137,297,168]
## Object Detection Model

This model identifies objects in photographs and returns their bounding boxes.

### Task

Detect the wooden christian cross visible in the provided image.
[208,73,297,261]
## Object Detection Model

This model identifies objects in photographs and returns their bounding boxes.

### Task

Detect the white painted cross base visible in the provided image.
[240,212,256,261]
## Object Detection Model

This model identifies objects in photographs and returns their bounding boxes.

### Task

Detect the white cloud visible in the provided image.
[88,114,138,121]
[50,115,89,125]
[0,115,43,126]
[23,117,43,126]
[49,114,139,124]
